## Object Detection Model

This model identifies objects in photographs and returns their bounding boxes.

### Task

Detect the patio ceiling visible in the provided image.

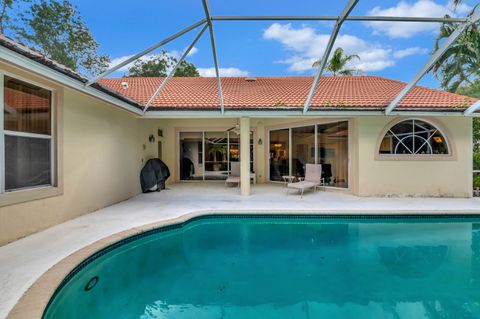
[86,1,480,117]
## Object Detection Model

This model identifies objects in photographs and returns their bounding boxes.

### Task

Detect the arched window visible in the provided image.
[379,119,449,155]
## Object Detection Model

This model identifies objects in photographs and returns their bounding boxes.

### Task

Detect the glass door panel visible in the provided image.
[291,126,315,179]
[228,131,239,172]
[269,129,289,181]
[228,131,254,173]
[317,121,349,188]
[250,133,254,173]
[179,132,203,180]
[179,130,255,182]
[204,131,228,180]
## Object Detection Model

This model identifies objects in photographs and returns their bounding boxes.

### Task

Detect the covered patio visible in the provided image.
[2,182,480,318]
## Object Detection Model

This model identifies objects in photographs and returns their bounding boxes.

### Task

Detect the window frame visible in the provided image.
[0,70,60,205]
[376,117,455,161]
[266,118,352,190]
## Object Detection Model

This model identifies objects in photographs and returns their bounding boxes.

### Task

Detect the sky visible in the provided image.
[70,0,476,89]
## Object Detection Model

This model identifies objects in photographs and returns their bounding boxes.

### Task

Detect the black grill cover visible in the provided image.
[140,158,170,193]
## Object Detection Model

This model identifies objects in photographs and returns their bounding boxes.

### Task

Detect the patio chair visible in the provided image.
[287,164,322,198]
[225,162,240,187]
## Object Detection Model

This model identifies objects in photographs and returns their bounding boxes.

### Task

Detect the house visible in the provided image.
[0,34,477,245]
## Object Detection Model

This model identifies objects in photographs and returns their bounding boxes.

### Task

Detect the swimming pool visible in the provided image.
[43,215,480,319]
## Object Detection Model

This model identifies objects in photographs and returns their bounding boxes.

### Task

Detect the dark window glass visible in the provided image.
[269,129,289,181]
[179,132,203,180]
[4,76,51,135]
[380,120,448,155]
[317,121,349,188]
[5,135,51,190]
[228,131,254,173]
[291,126,315,179]
[204,131,228,180]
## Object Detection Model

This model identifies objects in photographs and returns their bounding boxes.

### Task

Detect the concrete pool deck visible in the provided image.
[2,182,480,318]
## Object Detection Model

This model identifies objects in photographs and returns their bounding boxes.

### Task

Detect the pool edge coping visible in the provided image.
[7,208,480,319]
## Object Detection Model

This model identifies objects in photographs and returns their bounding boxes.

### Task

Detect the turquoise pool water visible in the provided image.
[44,215,480,319]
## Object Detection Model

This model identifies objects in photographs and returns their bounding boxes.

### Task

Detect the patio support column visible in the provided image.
[240,117,251,196]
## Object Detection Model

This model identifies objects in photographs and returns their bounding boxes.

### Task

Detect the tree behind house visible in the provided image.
[432,6,480,157]
[1,0,109,76]
[312,47,362,76]
[432,15,479,92]
[126,51,200,77]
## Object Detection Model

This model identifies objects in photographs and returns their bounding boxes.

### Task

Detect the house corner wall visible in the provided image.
[356,116,472,197]
[0,88,143,246]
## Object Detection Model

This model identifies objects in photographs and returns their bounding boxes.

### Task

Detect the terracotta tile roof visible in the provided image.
[1,34,475,113]
[99,76,477,111]
[0,34,143,109]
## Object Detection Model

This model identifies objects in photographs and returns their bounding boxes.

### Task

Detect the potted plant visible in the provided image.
[209,144,227,171]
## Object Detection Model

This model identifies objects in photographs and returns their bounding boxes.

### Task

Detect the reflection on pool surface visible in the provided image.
[44,216,480,319]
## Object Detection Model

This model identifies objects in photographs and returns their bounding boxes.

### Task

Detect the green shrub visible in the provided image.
[474,152,480,171]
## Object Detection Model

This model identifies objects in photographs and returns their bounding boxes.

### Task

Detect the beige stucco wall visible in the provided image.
[140,116,472,198]
[0,87,143,245]
[356,116,472,197]
[0,81,473,246]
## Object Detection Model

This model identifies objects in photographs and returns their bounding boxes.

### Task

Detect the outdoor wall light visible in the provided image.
[258,138,263,145]
[149,134,155,143]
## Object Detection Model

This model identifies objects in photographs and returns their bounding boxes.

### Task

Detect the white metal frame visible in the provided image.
[143,24,209,113]
[202,0,225,114]
[211,16,467,23]
[386,10,480,115]
[465,100,480,116]
[86,19,207,86]
[303,0,358,114]
[1,72,56,193]
[84,2,479,116]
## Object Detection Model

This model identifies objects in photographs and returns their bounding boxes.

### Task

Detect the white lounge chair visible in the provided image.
[225,162,240,187]
[287,164,322,198]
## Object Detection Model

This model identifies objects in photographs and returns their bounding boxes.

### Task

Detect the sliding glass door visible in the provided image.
[179,132,203,180]
[269,129,289,182]
[291,126,315,178]
[269,121,349,188]
[204,132,228,180]
[317,121,349,188]
[180,130,254,181]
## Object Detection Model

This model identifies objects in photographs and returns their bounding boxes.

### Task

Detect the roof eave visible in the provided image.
[143,107,468,118]
[0,44,144,115]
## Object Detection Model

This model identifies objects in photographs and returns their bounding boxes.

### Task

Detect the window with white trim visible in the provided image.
[379,119,449,155]
[2,75,54,192]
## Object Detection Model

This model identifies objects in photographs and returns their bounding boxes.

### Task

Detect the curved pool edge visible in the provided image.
[7,208,480,319]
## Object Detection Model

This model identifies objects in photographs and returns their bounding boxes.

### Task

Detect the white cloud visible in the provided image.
[263,23,428,73]
[110,47,199,73]
[198,67,249,77]
[169,46,199,60]
[109,54,139,72]
[187,47,199,57]
[366,0,472,38]
[393,47,429,58]
[264,23,399,73]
